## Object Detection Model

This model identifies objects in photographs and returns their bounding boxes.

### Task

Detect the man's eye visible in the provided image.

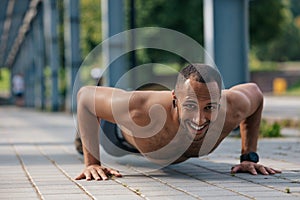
[205,105,217,111]
[184,104,197,110]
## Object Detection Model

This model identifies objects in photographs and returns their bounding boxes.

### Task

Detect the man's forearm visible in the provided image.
[79,112,101,166]
[77,86,101,167]
[239,99,263,154]
[83,145,100,166]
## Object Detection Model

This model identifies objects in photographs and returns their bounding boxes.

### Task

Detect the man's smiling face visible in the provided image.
[176,79,221,141]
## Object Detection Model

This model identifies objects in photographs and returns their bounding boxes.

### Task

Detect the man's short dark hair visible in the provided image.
[176,63,222,94]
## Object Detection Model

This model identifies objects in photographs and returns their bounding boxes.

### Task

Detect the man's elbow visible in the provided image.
[77,86,95,108]
[248,83,264,109]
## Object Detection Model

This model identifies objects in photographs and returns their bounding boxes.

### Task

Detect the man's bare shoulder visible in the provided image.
[97,86,171,108]
[129,90,172,109]
[95,86,170,101]
[223,83,263,118]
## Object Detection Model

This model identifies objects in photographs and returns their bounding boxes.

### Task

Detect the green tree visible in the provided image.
[250,0,300,61]
[80,0,102,58]
[249,0,289,46]
[135,0,203,44]
[256,22,300,61]
[133,0,203,64]
[290,0,300,17]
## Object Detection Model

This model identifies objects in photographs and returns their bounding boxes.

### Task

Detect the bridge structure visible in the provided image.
[0,0,248,111]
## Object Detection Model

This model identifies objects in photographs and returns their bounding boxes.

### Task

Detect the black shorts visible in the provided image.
[100,120,139,156]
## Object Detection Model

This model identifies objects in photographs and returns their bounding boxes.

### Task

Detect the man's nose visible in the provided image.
[193,111,207,125]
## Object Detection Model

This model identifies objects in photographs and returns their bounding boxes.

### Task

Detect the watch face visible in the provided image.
[249,152,259,163]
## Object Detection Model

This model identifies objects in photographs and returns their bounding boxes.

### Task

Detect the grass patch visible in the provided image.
[249,53,300,72]
[233,119,284,138]
[259,119,282,138]
[259,118,300,138]
[250,61,279,72]
[286,80,300,96]
[0,68,10,94]
[249,52,279,72]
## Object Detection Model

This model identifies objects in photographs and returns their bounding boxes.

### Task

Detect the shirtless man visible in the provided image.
[75,63,280,181]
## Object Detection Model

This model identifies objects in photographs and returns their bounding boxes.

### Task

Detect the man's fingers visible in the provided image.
[265,167,281,174]
[97,168,108,180]
[272,168,282,173]
[91,169,101,181]
[231,165,240,173]
[109,169,122,177]
[77,165,123,181]
[84,171,92,181]
[256,165,268,175]
[249,165,258,175]
[265,167,275,174]
[102,167,122,177]
[75,173,85,180]
[231,162,281,176]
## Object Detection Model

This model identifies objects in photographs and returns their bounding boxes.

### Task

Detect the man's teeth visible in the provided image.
[190,123,205,131]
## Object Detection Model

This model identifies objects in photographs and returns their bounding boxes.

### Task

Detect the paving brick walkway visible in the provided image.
[0,105,299,200]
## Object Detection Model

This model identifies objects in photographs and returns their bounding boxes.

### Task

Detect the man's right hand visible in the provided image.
[75,164,122,181]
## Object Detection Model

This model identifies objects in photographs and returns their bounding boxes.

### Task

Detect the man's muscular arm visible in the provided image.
[229,83,281,175]
[75,86,122,181]
[239,83,262,155]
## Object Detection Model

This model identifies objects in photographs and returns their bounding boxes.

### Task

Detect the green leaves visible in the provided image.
[259,119,282,138]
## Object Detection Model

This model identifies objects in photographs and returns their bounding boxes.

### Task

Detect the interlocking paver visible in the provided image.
[147,195,197,200]
[42,194,91,200]
[0,104,299,199]
[0,193,40,199]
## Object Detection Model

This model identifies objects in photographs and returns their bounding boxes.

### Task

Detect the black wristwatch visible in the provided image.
[240,152,259,163]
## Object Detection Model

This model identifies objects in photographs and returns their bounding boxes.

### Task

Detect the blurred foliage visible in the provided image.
[287,80,300,95]
[254,20,300,61]
[133,0,203,65]
[80,0,102,58]
[77,0,300,66]
[134,0,203,44]
[279,118,300,128]
[0,68,10,93]
[290,0,300,17]
[133,0,300,64]
[250,0,300,62]
[58,1,65,69]
[249,51,279,71]
[259,119,282,138]
[249,0,289,46]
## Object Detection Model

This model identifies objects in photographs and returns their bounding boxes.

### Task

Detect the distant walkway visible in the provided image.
[0,106,299,199]
[263,95,300,120]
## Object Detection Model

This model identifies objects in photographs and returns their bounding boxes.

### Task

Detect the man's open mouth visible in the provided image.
[187,121,209,136]
[189,122,205,131]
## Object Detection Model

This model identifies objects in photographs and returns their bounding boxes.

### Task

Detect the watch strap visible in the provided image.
[240,152,259,163]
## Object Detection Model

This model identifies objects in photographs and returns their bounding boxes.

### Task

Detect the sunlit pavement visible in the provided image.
[263,95,300,120]
[0,97,299,199]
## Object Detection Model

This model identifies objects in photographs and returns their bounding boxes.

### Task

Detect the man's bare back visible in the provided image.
[75,64,281,181]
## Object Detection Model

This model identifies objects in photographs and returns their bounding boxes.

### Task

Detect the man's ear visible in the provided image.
[171,90,177,100]
[171,90,177,108]
[171,90,176,98]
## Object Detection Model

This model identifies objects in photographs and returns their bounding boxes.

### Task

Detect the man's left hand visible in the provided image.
[231,161,281,175]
